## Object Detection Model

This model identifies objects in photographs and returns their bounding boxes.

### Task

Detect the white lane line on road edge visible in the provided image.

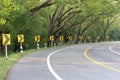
[109,46,120,56]
[47,45,84,80]
[47,48,65,80]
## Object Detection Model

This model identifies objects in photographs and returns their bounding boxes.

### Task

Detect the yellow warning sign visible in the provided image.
[79,36,83,40]
[87,36,91,40]
[59,36,64,41]
[97,36,100,40]
[35,36,40,42]
[68,36,72,41]
[18,34,24,43]
[106,36,109,39]
[2,34,11,45]
[50,35,54,41]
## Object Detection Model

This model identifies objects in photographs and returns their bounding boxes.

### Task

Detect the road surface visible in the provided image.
[5,42,120,80]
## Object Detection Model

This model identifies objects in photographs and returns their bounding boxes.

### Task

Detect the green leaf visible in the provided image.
[0,18,6,25]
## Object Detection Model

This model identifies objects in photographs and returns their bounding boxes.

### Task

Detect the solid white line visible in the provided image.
[47,45,84,80]
[47,46,77,80]
[47,49,64,80]
[109,46,120,56]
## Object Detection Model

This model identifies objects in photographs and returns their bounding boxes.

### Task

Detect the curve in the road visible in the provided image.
[109,46,120,56]
[47,48,66,80]
[47,46,78,80]
[84,44,120,73]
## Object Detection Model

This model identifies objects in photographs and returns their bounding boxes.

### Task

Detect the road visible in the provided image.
[5,42,120,80]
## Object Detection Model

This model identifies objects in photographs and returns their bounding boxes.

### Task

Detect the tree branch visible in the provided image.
[30,0,52,15]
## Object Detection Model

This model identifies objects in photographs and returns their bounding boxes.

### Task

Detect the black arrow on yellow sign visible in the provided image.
[4,34,9,45]
[35,36,40,42]
[36,36,39,42]
[2,34,11,45]
[19,35,23,42]
[18,35,24,43]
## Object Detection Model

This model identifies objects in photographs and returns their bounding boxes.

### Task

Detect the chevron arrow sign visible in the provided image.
[18,34,24,43]
[2,34,11,45]
[35,35,40,42]
[50,35,54,41]
[59,36,64,41]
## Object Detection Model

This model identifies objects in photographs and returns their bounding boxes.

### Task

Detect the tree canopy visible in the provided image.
[0,0,120,54]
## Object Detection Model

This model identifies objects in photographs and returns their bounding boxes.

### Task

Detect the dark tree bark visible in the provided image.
[47,5,82,45]
[100,15,118,41]
[30,0,52,15]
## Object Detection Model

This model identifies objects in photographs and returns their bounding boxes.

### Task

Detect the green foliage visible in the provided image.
[108,17,120,40]
[0,1,120,80]
[0,0,17,25]
[0,0,120,52]
[0,49,37,80]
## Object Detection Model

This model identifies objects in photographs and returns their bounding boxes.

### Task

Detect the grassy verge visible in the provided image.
[0,49,37,80]
[0,43,74,80]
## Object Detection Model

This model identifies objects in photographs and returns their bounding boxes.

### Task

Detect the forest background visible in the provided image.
[0,0,120,55]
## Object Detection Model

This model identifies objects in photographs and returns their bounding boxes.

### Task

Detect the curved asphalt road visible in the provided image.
[5,42,120,80]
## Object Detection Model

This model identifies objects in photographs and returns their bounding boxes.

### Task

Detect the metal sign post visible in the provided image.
[2,34,11,60]
[96,40,97,42]
[50,35,54,47]
[20,42,23,53]
[59,36,64,45]
[87,36,91,43]
[18,34,24,53]
[96,36,99,42]
[35,35,40,50]
[60,41,63,45]
[37,42,40,50]
[45,43,47,48]
[84,40,86,43]
[5,45,8,59]
[79,36,83,43]
[68,36,72,44]
[51,41,53,47]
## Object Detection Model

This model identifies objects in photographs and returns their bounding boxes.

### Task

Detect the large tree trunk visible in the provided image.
[75,26,81,44]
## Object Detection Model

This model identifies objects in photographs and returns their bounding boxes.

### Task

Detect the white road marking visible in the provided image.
[109,46,120,56]
[84,44,120,72]
[47,49,63,80]
[47,46,77,80]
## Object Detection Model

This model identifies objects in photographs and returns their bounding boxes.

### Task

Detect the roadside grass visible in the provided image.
[0,43,74,80]
[0,49,37,80]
